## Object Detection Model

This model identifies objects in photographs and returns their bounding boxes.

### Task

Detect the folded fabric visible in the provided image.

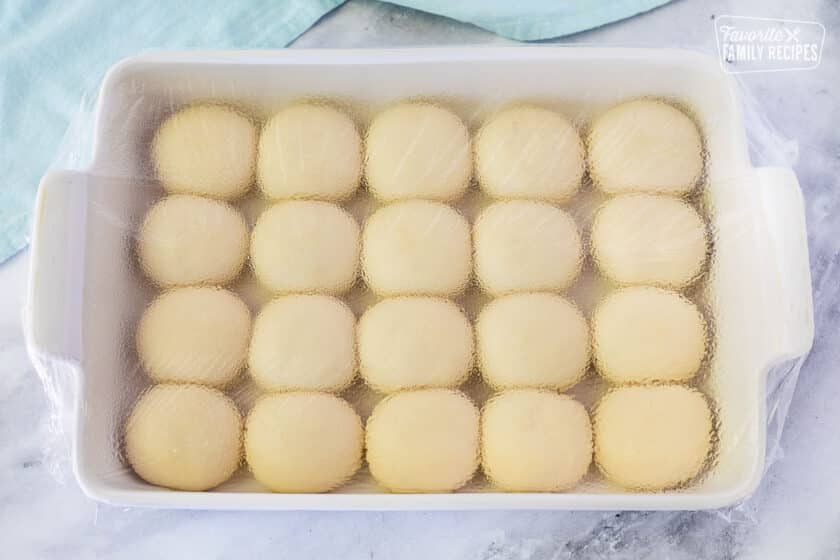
[0,0,341,262]
[391,0,672,41]
[0,0,670,263]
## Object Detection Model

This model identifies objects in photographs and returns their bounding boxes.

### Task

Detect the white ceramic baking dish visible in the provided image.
[26,47,813,510]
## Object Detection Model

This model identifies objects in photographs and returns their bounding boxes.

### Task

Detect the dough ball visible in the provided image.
[152,104,257,199]
[137,287,251,387]
[366,389,479,492]
[588,99,703,195]
[358,297,473,392]
[362,201,471,296]
[594,385,713,490]
[482,390,592,492]
[593,287,707,384]
[258,103,362,201]
[476,106,584,202]
[474,201,582,295]
[125,384,242,491]
[591,194,707,288]
[138,195,248,287]
[365,102,471,201]
[477,293,589,390]
[249,295,356,392]
[245,393,363,492]
[251,201,360,294]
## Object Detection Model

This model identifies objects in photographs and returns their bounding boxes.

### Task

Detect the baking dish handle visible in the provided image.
[25,170,88,363]
[756,167,815,361]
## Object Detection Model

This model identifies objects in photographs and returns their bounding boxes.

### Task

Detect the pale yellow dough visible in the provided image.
[476,106,584,202]
[137,287,251,387]
[591,194,707,288]
[249,295,356,392]
[258,104,362,201]
[473,201,581,295]
[588,99,703,195]
[245,393,363,492]
[365,102,471,201]
[138,195,248,287]
[251,201,360,294]
[593,287,707,384]
[358,297,473,392]
[482,390,592,492]
[594,385,713,490]
[125,384,242,491]
[477,293,589,390]
[366,390,479,492]
[362,201,471,296]
[153,104,257,199]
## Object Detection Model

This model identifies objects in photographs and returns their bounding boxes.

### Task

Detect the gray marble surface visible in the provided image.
[1,0,839,558]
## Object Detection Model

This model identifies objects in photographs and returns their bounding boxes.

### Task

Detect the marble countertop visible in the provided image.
[2,0,839,558]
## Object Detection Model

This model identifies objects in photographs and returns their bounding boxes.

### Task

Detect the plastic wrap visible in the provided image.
[24,47,813,510]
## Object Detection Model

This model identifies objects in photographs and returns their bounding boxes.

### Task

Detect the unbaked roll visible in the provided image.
[136,287,251,387]
[152,104,257,200]
[248,295,356,392]
[358,297,473,392]
[591,194,707,288]
[588,99,703,195]
[365,102,471,201]
[245,392,363,492]
[473,200,581,295]
[593,287,707,384]
[258,103,362,201]
[594,385,713,490]
[125,384,242,491]
[366,389,479,492]
[477,293,589,390]
[138,195,248,287]
[251,201,360,294]
[476,106,584,202]
[482,390,592,492]
[362,200,471,296]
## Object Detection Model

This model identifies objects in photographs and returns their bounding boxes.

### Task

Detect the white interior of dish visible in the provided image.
[40,48,798,509]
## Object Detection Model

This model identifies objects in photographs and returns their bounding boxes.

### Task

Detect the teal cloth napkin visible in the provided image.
[0,0,669,262]
[392,0,671,41]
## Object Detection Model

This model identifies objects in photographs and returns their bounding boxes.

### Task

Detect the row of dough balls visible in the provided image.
[125,384,712,493]
[138,195,708,293]
[152,99,703,204]
[137,287,707,391]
